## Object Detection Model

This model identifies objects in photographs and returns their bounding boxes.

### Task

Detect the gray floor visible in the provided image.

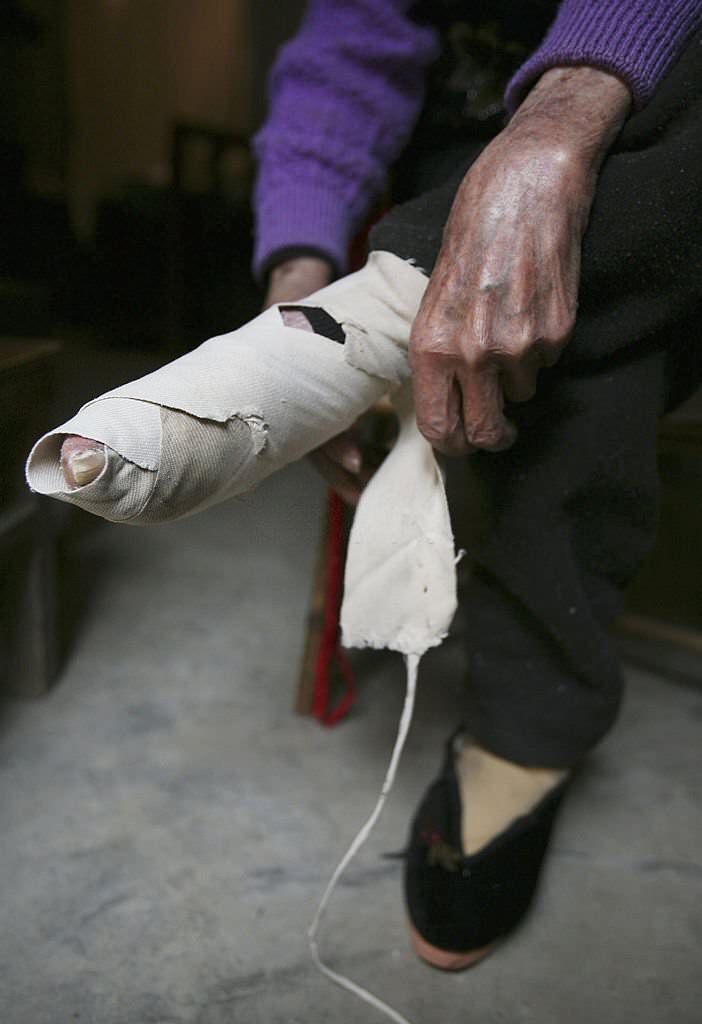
[1,461,701,1024]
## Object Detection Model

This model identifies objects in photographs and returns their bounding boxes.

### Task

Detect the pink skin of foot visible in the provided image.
[60,435,106,488]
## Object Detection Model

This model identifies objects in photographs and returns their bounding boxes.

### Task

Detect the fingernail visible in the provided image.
[69,449,106,486]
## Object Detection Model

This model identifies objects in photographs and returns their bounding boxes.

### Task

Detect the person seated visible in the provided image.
[27,0,702,975]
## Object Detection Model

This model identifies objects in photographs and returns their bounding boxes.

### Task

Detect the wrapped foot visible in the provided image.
[405,734,570,970]
[26,253,428,525]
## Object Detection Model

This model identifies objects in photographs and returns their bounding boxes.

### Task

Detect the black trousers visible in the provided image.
[370,32,702,768]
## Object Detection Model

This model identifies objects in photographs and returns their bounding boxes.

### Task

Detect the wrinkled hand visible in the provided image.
[410,66,631,455]
[264,255,378,505]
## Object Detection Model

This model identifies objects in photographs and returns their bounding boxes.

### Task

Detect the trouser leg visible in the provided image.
[457,345,674,767]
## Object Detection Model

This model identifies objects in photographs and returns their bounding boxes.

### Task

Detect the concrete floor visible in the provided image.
[1,460,701,1024]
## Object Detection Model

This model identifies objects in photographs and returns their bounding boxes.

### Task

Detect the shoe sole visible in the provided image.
[407,921,492,971]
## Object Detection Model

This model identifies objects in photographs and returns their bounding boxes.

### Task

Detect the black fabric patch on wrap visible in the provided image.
[280,305,346,345]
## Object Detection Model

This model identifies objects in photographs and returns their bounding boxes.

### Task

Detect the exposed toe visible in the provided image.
[60,435,107,488]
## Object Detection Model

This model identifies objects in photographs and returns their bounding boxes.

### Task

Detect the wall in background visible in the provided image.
[66,0,256,233]
[0,0,67,193]
[5,0,306,237]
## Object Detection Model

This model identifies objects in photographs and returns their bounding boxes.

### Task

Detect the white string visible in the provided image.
[308,652,420,1024]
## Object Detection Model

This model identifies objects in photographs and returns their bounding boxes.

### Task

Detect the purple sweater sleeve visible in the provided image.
[252,0,438,280]
[254,1,702,279]
[506,0,702,113]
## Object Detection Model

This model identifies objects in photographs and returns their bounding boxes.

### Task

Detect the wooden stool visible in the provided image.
[0,338,62,696]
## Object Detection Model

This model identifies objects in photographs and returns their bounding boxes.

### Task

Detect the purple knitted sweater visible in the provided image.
[253,0,702,279]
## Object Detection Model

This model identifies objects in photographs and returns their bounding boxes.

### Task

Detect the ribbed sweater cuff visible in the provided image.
[253,182,354,283]
[505,0,702,113]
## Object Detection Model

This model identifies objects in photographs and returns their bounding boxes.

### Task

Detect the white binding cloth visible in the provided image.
[26,250,457,655]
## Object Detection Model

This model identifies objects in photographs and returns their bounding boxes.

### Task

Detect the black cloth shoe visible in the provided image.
[404,733,570,969]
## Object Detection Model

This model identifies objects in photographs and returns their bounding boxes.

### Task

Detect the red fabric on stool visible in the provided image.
[312,490,357,726]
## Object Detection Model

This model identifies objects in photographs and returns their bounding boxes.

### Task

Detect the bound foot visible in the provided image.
[405,735,570,971]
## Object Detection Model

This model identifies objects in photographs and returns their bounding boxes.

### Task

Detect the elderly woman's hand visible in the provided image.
[409,66,631,455]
